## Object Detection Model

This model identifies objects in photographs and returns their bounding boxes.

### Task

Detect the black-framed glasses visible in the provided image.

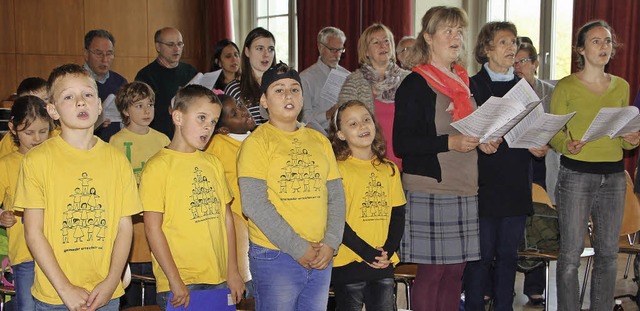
[514,58,532,65]
[88,49,115,58]
[156,41,185,48]
[321,42,345,54]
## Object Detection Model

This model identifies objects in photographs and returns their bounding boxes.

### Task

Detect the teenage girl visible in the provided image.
[0,95,53,311]
[329,100,406,310]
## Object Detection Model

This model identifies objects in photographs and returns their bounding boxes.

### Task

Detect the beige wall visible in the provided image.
[0,0,208,100]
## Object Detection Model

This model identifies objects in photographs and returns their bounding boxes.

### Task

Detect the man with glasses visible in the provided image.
[135,27,197,138]
[84,29,127,141]
[300,26,350,134]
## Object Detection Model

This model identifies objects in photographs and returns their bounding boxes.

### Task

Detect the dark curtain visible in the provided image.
[572,0,640,177]
[207,0,233,70]
[297,0,413,72]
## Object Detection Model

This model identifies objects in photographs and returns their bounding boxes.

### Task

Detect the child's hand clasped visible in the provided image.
[59,284,90,311]
[0,211,17,228]
[367,247,390,269]
[310,243,334,270]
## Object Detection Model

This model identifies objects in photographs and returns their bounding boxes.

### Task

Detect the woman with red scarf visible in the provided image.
[393,6,479,311]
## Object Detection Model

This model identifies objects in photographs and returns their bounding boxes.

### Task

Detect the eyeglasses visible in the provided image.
[88,49,115,58]
[514,58,532,66]
[321,42,346,54]
[156,41,185,48]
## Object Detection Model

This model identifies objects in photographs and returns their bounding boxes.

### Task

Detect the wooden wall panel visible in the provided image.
[1,0,208,100]
[0,0,16,54]
[147,0,207,70]
[16,55,84,85]
[15,0,84,55]
[110,57,150,82]
[84,0,148,57]
[0,54,17,97]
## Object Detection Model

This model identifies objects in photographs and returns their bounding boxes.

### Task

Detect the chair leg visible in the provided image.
[580,256,593,309]
[141,280,146,306]
[624,254,633,279]
[544,261,550,311]
[405,280,411,310]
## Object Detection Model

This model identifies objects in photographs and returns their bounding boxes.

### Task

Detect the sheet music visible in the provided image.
[504,78,540,104]
[483,100,541,142]
[614,114,640,138]
[101,94,120,122]
[320,69,349,105]
[581,106,639,142]
[186,70,222,90]
[450,96,525,143]
[506,110,576,149]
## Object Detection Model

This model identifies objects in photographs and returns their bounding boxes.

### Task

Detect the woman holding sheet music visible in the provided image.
[393,7,479,310]
[462,21,549,311]
[549,20,640,311]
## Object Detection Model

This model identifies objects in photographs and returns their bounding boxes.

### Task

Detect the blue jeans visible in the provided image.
[35,297,119,311]
[556,166,625,311]
[13,260,35,311]
[248,243,332,311]
[333,277,395,311]
[464,215,526,311]
[157,282,228,311]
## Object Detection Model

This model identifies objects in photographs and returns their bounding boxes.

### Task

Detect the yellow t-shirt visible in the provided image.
[0,151,32,265]
[333,157,406,267]
[109,127,170,185]
[110,127,169,263]
[204,134,243,219]
[237,123,341,249]
[0,134,17,159]
[139,148,232,292]
[13,135,142,305]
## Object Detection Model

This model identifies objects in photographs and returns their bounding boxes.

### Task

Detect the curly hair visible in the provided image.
[473,21,517,64]
[329,100,396,175]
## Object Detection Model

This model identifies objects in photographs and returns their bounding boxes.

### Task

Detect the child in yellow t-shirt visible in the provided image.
[140,85,244,311]
[237,63,346,311]
[13,64,141,310]
[109,81,170,307]
[0,77,49,158]
[204,94,256,295]
[328,100,406,310]
[0,95,53,311]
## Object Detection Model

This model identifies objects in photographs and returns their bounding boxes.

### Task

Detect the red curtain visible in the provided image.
[572,0,640,177]
[207,0,233,53]
[297,0,413,72]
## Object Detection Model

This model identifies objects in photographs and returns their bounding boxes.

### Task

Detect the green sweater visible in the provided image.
[549,74,635,163]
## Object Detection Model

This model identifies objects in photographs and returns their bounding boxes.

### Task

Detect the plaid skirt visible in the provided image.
[399,191,480,264]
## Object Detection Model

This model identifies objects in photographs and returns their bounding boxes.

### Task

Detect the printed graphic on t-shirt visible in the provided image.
[361,172,389,221]
[279,138,321,195]
[123,141,145,184]
[189,167,221,222]
[61,172,107,249]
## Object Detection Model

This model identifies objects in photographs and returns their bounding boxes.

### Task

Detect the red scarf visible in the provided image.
[413,63,473,121]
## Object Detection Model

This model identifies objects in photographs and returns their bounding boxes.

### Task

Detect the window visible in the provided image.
[487,0,574,80]
[255,0,297,68]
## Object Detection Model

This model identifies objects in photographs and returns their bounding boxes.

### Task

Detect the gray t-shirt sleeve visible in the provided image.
[322,178,346,253]
[239,177,309,260]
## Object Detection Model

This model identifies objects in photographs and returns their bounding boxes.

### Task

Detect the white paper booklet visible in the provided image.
[504,104,576,149]
[581,106,640,142]
[101,93,121,121]
[451,96,542,143]
[319,69,349,105]
[187,69,222,90]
